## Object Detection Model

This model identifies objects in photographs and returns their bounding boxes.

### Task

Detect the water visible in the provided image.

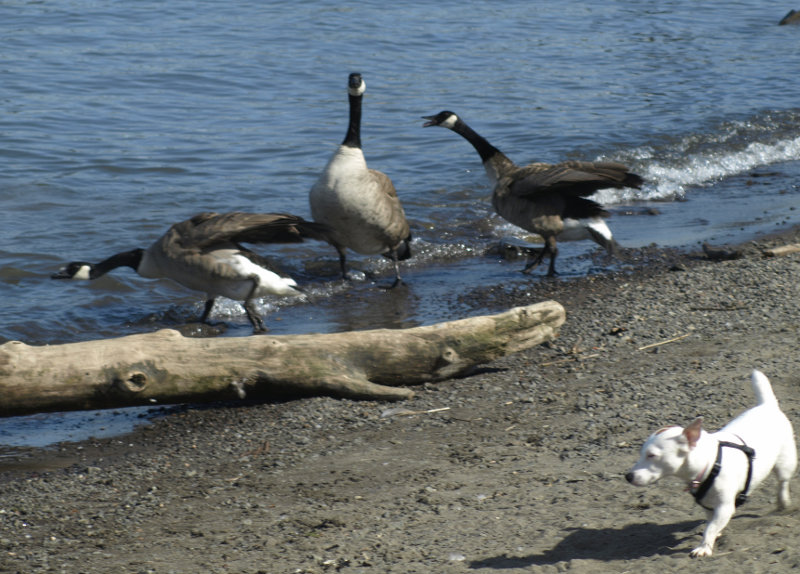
[1,1,799,443]
[0,406,153,448]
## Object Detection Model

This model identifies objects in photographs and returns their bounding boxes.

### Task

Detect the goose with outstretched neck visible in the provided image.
[52,212,332,332]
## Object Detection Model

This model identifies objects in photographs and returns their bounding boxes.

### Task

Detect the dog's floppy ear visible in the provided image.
[682,417,703,448]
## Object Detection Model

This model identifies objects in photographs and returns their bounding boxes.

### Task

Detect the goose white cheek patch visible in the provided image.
[439,114,458,129]
[347,81,366,97]
[71,265,92,281]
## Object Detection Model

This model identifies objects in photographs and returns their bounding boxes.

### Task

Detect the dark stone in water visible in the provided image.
[617,208,662,216]
[779,9,800,25]
[702,242,743,261]
[173,322,229,338]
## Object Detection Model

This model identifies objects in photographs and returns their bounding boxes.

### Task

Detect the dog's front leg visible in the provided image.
[690,503,735,557]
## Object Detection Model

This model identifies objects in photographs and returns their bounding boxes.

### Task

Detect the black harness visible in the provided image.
[691,438,755,509]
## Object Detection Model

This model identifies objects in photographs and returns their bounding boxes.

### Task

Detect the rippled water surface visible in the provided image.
[1,0,799,350]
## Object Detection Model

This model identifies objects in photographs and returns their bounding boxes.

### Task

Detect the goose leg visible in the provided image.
[336,245,350,281]
[522,237,559,277]
[381,249,407,290]
[244,277,268,334]
[244,300,267,333]
[545,237,559,277]
[522,251,547,275]
[522,247,548,275]
[199,298,216,323]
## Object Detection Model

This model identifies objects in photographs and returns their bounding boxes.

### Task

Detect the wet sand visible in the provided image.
[2,228,800,573]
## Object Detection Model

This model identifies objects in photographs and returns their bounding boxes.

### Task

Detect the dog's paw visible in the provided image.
[690,544,713,558]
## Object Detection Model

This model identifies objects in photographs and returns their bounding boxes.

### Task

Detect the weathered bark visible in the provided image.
[0,301,565,417]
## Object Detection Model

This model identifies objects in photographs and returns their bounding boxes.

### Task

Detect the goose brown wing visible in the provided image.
[368,169,412,244]
[561,161,645,188]
[505,161,643,199]
[369,169,400,199]
[178,212,333,248]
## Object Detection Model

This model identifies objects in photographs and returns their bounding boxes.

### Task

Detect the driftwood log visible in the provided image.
[0,301,565,417]
[762,244,800,258]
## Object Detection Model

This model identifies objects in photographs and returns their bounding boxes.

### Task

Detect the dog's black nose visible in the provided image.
[625,472,635,484]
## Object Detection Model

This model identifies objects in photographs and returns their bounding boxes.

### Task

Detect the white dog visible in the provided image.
[625,370,797,557]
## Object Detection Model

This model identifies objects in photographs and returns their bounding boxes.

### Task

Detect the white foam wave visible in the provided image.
[594,132,800,205]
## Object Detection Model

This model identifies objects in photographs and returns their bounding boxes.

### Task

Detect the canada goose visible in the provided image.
[422,111,643,276]
[310,72,412,288]
[52,212,332,333]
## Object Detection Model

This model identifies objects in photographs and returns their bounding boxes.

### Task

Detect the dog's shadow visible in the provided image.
[468,520,704,569]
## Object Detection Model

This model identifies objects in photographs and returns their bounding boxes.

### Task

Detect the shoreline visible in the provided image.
[2,226,800,573]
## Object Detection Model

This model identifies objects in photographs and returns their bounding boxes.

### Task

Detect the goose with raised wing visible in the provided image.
[52,212,332,332]
[422,110,643,276]
[310,73,412,288]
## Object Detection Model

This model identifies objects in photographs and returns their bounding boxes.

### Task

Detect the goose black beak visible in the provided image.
[348,73,363,89]
[421,116,437,127]
[51,269,70,279]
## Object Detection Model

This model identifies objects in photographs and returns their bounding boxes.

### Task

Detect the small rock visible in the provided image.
[779,8,800,25]
[448,553,466,561]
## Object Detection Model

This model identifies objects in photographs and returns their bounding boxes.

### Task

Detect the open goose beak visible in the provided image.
[421,116,437,127]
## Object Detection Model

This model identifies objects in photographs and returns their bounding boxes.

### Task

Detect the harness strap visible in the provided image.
[692,438,755,509]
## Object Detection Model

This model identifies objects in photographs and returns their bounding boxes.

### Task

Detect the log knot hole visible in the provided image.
[116,371,148,394]
[441,347,458,362]
[434,346,460,369]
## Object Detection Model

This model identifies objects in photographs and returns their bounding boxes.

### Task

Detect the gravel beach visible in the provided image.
[3,228,800,574]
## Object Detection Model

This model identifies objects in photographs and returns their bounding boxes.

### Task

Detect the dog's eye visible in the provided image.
[646,453,657,459]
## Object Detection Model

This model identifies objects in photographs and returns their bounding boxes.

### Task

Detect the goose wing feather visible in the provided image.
[502,161,643,199]
[368,169,411,245]
[148,213,331,283]
[178,212,333,248]
[369,169,400,199]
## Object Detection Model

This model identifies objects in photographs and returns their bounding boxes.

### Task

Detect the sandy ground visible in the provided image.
[2,229,800,574]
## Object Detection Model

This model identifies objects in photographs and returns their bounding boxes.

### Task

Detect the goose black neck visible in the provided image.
[342,94,362,149]
[453,118,502,164]
[96,249,144,277]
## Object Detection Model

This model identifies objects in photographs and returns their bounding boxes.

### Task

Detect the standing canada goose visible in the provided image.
[52,212,332,333]
[422,111,643,276]
[310,72,412,288]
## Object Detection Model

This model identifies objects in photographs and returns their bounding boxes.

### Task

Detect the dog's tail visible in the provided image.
[751,369,778,406]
